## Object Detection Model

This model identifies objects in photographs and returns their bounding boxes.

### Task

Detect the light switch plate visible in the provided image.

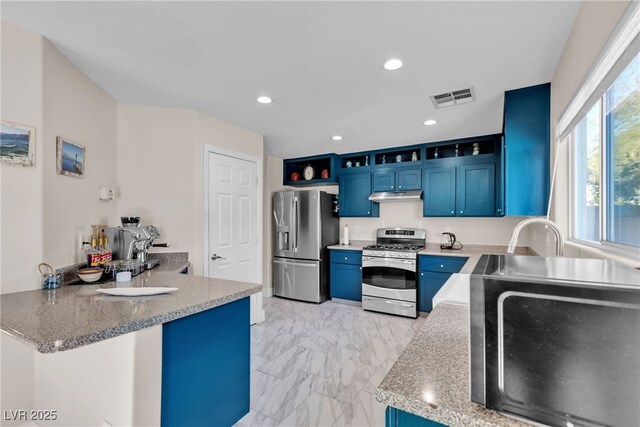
[99,187,115,200]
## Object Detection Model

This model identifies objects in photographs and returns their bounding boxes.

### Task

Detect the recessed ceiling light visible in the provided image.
[257,96,272,104]
[331,135,343,141]
[423,119,438,126]
[383,58,403,71]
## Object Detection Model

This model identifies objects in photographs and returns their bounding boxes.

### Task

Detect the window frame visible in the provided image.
[569,87,639,255]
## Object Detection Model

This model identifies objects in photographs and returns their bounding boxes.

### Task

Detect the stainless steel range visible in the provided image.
[361,228,426,318]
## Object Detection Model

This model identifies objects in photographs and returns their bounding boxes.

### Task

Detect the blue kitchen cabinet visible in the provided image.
[418,255,468,313]
[456,162,495,217]
[339,172,379,217]
[418,271,450,312]
[373,168,422,192]
[162,297,250,427]
[503,83,550,216]
[329,249,362,301]
[423,167,456,216]
[386,407,446,427]
[397,168,422,190]
[373,169,396,192]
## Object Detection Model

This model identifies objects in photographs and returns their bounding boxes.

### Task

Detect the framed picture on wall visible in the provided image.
[56,136,85,178]
[0,120,36,166]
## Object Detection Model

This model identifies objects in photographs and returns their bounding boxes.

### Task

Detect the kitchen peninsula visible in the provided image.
[0,265,261,426]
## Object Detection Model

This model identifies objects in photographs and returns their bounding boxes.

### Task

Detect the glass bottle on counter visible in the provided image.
[101,227,112,264]
[87,225,101,267]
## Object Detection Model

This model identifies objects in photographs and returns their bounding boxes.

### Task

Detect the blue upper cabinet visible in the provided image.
[397,169,422,191]
[339,172,379,217]
[503,83,550,216]
[373,169,396,192]
[373,168,422,192]
[456,162,495,216]
[423,167,456,216]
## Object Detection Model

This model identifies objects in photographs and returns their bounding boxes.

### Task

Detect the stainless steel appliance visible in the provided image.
[440,232,461,250]
[470,254,640,427]
[104,219,161,270]
[361,228,426,318]
[273,190,339,303]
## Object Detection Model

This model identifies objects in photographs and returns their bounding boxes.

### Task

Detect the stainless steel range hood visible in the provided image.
[368,190,422,202]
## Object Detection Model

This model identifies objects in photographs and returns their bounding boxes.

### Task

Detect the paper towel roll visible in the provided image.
[344,224,350,246]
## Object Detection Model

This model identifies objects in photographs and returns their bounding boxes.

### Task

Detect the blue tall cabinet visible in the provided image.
[503,83,550,216]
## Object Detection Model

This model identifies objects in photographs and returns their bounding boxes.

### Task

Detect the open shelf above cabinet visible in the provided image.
[425,138,496,160]
[374,148,421,166]
[283,153,339,186]
[340,153,371,169]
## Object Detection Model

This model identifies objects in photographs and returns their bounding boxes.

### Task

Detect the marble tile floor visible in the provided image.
[235,296,427,427]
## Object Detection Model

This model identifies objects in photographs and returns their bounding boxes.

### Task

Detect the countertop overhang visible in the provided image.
[0,271,261,353]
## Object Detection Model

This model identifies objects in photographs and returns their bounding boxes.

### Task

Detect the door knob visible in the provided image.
[211,254,226,261]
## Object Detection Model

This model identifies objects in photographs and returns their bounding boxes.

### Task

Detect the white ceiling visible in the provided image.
[1,1,581,158]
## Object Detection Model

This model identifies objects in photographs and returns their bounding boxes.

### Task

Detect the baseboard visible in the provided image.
[331,298,362,307]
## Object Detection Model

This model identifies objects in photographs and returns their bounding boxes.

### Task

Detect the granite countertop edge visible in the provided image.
[2,284,261,354]
[375,303,531,427]
[375,388,502,427]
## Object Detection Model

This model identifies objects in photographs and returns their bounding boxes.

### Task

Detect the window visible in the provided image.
[572,53,639,249]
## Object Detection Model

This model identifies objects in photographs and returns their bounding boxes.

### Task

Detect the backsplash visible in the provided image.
[339,200,529,246]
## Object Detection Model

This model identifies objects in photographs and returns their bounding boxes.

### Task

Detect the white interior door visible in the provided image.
[207,150,264,323]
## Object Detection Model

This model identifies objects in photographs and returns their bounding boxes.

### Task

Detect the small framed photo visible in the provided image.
[1,120,36,166]
[56,136,85,178]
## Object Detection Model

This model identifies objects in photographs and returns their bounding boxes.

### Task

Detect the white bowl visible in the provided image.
[77,268,103,283]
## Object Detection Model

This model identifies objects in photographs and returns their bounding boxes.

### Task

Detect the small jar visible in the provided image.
[39,263,61,290]
[42,273,61,289]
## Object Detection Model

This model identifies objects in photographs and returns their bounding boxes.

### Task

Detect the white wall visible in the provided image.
[117,104,196,258]
[42,39,118,268]
[532,0,639,267]
[0,21,44,296]
[1,21,121,422]
[117,105,264,277]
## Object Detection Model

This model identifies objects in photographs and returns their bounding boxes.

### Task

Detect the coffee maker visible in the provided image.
[105,217,161,269]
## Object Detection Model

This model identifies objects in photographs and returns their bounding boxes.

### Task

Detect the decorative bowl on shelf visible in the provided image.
[77,267,103,283]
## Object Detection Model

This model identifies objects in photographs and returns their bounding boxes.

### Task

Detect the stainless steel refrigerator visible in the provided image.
[273,190,339,303]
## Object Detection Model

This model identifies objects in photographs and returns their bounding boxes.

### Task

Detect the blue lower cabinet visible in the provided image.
[329,249,362,301]
[423,167,456,216]
[418,271,451,312]
[330,263,362,301]
[456,162,495,216]
[386,407,447,427]
[161,297,250,427]
[418,255,468,312]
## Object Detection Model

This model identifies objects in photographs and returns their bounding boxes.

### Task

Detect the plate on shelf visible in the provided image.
[96,287,178,297]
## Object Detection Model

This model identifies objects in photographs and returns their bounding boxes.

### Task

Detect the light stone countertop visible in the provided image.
[0,271,261,353]
[418,244,536,273]
[376,303,531,427]
[327,240,373,251]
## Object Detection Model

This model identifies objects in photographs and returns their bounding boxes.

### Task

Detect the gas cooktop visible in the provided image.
[363,243,425,252]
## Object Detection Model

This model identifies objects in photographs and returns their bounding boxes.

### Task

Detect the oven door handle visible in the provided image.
[363,296,415,308]
[362,257,416,272]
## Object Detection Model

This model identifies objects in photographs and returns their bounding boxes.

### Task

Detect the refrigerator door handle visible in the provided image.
[293,197,299,252]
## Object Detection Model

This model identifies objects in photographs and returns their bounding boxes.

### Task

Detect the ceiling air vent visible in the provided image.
[430,87,475,108]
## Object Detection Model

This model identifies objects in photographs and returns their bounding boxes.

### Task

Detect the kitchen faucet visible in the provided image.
[507,218,565,256]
